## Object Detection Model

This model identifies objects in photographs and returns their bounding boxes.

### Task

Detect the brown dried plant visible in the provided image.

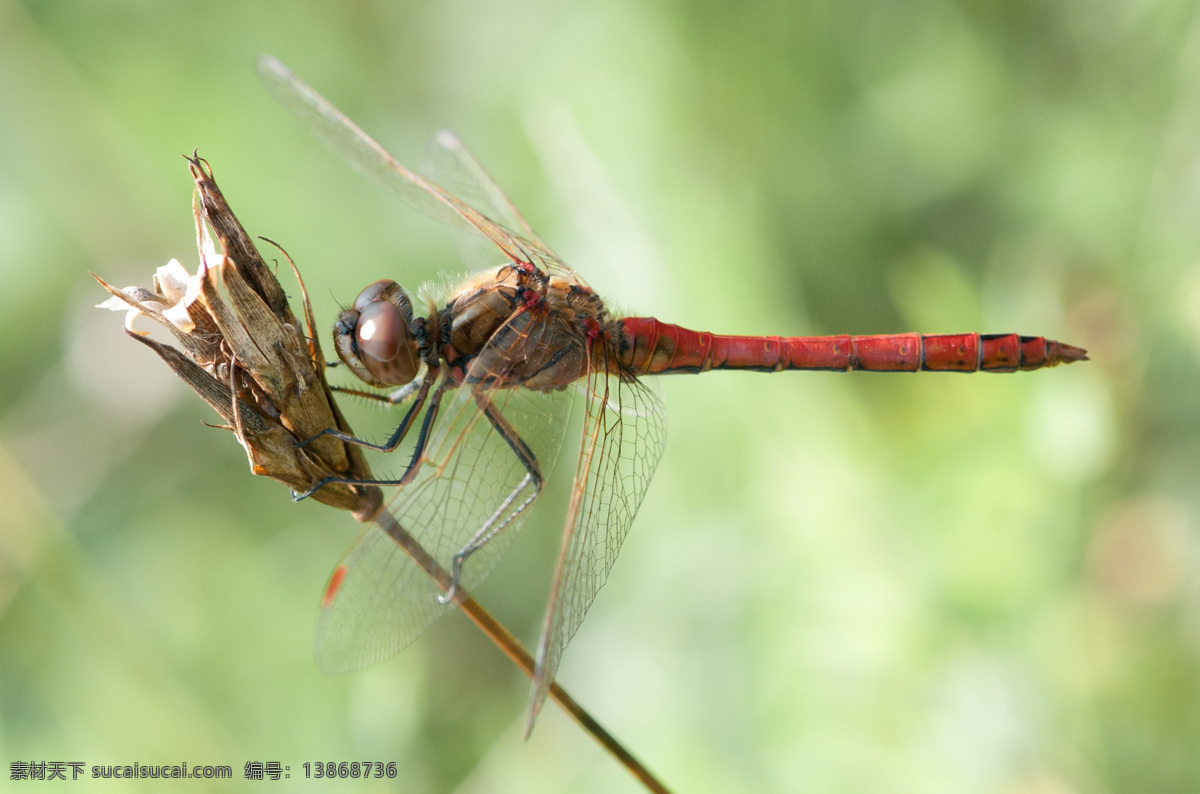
[95,155,670,794]
[96,154,380,518]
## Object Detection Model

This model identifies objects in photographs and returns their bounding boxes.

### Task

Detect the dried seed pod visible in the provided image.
[96,154,380,520]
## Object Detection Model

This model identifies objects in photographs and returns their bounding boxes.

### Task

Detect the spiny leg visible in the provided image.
[291,377,453,500]
[330,378,424,406]
[298,370,436,453]
[438,390,544,604]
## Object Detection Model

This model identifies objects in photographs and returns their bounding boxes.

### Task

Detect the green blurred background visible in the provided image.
[0,0,1194,791]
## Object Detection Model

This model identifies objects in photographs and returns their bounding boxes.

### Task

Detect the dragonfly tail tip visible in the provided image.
[1049,341,1089,366]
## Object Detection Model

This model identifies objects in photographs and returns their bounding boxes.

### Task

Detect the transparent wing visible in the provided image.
[312,522,438,673]
[422,130,586,286]
[314,308,576,674]
[526,357,667,729]
[258,56,572,280]
[422,129,538,239]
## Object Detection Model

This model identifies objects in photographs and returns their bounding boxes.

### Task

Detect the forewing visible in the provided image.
[422,129,537,239]
[526,358,667,728]
[315,309,575,674]
[258,57,570,279]
[313,523,441,674]
[422,129,585,285]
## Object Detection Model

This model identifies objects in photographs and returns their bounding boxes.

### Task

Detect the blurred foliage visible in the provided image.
[1,0,1197,792]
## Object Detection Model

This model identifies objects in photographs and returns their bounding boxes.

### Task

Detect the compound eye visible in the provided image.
[354,279,401,313]
[356,300,404,365]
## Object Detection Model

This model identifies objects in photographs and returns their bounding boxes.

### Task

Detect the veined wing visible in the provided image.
[526,355,667,731]
[314,306,576,674]
[258,56,571,280]
[422,130,585,286]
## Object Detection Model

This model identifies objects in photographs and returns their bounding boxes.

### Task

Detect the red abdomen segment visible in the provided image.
[617,318,1088,375]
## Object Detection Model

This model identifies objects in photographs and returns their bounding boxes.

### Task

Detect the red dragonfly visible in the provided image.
[258,57,1087,731]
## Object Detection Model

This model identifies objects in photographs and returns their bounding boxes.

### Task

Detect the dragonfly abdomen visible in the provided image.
[618,318,1088,375]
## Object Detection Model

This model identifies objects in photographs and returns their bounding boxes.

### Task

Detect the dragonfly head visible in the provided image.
[334,279,422,388]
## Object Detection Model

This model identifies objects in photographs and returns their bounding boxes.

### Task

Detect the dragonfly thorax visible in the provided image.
[334,279,423,388]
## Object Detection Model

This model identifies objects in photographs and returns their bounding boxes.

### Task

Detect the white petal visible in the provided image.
[153,259,191,302]
[164,299,196,333]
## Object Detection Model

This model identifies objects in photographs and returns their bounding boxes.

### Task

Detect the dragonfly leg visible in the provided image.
[297,368,437,453]
[330,378,424,406]
[290,377,453,500]
[437,392,544,603]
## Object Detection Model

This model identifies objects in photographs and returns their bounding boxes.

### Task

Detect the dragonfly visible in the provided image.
[257,56,1088,731]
